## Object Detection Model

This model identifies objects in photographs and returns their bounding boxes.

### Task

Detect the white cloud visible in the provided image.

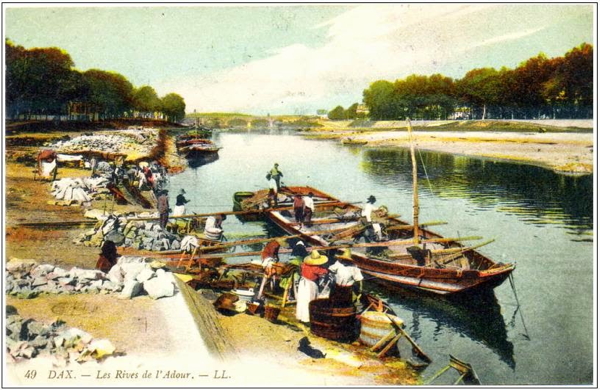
[156,4,589,115]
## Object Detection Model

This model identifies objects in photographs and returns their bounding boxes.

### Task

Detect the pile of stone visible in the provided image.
[6,257,177,300]
[6,308,117,364]
[77,211,184,252]
[49,177,110,205]
[48,131,155,157]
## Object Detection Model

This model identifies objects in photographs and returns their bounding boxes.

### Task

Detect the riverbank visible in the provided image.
[302,120,594,175]
[4,129,421,386]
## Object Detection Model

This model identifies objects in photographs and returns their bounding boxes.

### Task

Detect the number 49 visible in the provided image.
[24,370,37,379]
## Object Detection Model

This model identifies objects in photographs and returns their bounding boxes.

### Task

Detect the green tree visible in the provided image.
[161,93,186,122]
[456,68,504,120]
[345,103,359,119]
[551,43,593,118]
[132,86,162,118]
[83,69,134,119]
[328,105,346,120]
[5,39,79,119]
[363,80,396,120]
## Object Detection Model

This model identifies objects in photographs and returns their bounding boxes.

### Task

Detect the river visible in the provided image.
[168,131,594,386]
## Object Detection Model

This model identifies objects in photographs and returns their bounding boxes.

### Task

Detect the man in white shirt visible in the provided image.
[302,192,315,226]
[328,248,364,306]
[361,195,383,241]
[361,195,376,222]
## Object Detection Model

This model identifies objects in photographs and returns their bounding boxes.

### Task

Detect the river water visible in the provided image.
[168,131,594,386]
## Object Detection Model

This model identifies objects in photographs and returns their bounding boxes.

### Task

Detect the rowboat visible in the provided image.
[234,121,515,296]
[176,137,221,158]
[341,137,367,146]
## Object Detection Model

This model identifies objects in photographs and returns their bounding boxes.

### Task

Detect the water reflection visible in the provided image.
[368,283,516,370]
[361,148,593,233]
[187,153,219,169]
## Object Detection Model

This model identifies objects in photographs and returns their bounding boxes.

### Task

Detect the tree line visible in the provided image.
[5,39,186,123]
[328,43,593,121]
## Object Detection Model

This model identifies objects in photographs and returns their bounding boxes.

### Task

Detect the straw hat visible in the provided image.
[336,248,354,262]
[304,250,328,266]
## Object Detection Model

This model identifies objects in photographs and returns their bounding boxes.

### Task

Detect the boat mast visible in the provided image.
[407,118,419,245]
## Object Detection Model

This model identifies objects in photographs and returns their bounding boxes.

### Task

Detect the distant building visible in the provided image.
[316,109,328,118]
[356,104,370,115]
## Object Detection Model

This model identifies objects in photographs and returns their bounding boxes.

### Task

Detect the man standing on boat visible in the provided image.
[293,194,305,228]
[173,189,190,217]
[269,163,284,190]
[268,175,279,207]
[361,195,383,241]
[157,189,170,229]
[303,192,315,226]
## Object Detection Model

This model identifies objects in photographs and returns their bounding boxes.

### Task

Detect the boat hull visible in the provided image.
[260,187,515,296]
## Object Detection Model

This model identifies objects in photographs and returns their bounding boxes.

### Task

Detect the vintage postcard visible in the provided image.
[3,2,596,388]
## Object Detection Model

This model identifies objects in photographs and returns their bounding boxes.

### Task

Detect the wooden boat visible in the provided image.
[341,137,367,146]
[177,138,221,158]
[235,122,515,296]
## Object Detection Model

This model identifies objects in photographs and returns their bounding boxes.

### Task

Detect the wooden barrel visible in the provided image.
[358,311,404,347]
[264,305,281,323]
[309,299,358,341]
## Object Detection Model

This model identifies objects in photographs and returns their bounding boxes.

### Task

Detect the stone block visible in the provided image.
[121,262,147,282]
[107,265,124,285]
[120,280,143,299]
[136,268,155,283]
[30,264,55,278]
[143,274,175,299]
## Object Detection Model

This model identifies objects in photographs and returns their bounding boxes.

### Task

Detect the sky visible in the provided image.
[4,3,596,115]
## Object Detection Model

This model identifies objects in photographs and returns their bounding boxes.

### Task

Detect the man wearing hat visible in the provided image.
[173,188,190,217]
[157,189,170,229]
[296,250,330,323]
[361,195,384,241]
[328,248,364,306]
[362,195,377,223]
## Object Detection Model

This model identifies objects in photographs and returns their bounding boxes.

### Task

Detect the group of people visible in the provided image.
[295,246,364,323]
[256,237,364,324]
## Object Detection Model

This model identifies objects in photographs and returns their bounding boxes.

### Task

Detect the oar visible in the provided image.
[142,224,362,257]
[432,239,495,255]
[163,237,487,261]
[384,312,431,363]
[382,237,490,260]
[288,214,400,226]
[125,200,349,221]
[386,221,447,231]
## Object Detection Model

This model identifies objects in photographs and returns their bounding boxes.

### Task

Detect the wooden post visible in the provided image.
[281,272,294,308]
[407,118,419,245]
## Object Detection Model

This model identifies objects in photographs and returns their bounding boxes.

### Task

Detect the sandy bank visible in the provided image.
[323,130,594,174]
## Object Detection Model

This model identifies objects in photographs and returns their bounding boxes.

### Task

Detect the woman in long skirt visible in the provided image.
[296,250,329,323]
